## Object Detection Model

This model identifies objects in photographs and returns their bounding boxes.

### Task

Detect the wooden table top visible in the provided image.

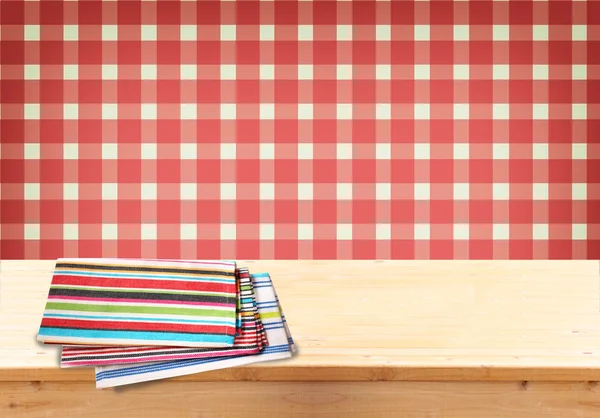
[1,260,600,382]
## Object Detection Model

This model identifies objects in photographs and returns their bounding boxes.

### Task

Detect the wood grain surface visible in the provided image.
[2,260,600,417]
[2,260,600,382]
[2,381,600,418]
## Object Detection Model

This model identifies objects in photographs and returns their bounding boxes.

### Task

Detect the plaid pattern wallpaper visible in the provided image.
[0,0,598,260]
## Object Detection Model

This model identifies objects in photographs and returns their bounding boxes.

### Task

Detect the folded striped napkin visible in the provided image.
[94,272,295,388]
[37,258,238,348]
[59,267,265,367]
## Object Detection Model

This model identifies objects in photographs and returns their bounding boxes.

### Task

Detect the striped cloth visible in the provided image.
[94,272,295,388]
[59,267,266,367]
[37,258,238,348]
[271,274,296,354]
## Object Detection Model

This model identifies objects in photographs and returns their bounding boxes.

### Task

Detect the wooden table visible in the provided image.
[2,260,600,417]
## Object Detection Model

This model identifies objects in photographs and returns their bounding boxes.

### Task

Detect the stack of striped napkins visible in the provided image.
[36,258,296,388]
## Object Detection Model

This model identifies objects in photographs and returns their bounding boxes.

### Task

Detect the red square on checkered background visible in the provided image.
[0,0,598,259]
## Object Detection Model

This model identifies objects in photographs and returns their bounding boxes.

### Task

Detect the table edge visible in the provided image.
[4,364,600,383]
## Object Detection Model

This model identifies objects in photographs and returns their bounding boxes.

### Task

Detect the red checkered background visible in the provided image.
[1,0,598,260]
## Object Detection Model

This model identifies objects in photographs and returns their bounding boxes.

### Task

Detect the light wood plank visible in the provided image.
[3,381,600,418]
[1,260,600,382]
